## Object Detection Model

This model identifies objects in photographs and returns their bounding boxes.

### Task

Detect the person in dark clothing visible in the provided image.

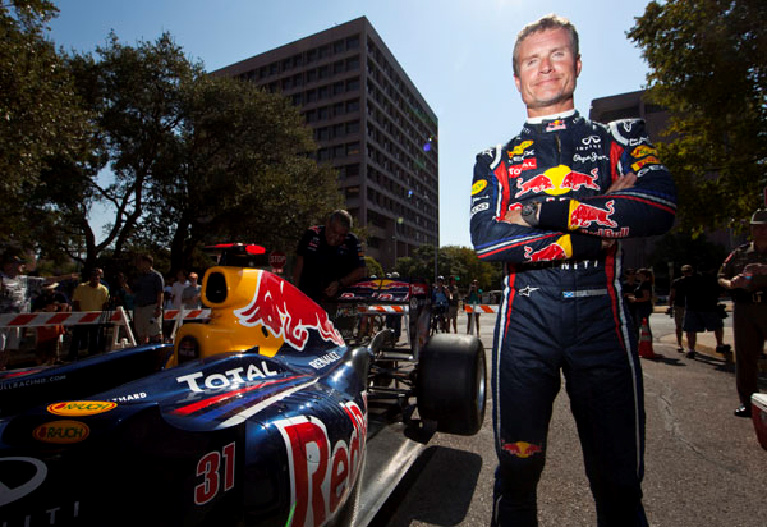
[470,14,676,527]
[682,267,727,359]
[293,210,367,306]
[669,265,693,352]
[629,268,654,345]
[718,209,767,418]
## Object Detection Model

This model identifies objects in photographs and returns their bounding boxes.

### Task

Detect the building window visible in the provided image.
[334,81,345,96]
[307,49,317,63]
[346,56,359,71]
[317,106,329,120]
[307,69,317,83]
[346,99,359,113]
[306,89,316,102]
[346,35,359,50]
[334,40,346,54]
[346,142,360,156]
[346,78,359,92]
[318,85,329,100]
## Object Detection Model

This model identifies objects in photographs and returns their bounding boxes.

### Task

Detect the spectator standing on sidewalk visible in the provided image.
[1,255,76,370]
[133,255,164,344]
[466,280,480,335]
[682,267,728,359]
[182,272,202,309]
[447,275,460,334]
[35,295,65,366]
[170,269,188,310]
[68,268,110,359]
[718,208,767,417]
[669,265,693,353]
[628,268,654,343]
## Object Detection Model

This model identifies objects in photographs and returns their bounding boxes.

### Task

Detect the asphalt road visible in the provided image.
[370,310,767,527]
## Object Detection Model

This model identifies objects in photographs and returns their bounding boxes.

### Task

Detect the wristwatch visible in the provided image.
[521,202,540,227]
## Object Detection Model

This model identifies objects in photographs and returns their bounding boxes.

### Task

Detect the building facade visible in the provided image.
[214,17,438,268]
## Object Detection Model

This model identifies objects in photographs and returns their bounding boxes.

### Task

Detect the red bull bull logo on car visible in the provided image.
[568,200,618,229]
[515,165,600,198]
[502,441,543,459]
[234,272,344,351]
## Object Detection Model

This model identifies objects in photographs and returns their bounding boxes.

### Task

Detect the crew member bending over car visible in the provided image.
[294,210,367,306]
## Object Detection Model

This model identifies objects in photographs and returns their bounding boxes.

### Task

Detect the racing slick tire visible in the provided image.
[417,334,486,435]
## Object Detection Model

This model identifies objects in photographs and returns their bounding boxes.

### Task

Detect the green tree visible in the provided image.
[628,0,767,234]
[154,73,343,271]
[364,257,382,279]
[0,1,92,249]
[394,245,501,291]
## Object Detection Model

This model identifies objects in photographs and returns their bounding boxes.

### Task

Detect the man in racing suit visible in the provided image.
[470,15,676,527]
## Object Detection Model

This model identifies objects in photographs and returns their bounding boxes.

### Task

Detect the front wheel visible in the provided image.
[417,334,487,435]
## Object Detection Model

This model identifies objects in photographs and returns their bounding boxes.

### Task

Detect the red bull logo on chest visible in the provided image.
[515,165,600,198]
[234,272,344,351]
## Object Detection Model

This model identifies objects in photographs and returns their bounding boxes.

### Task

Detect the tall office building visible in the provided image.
[214,17,438,268]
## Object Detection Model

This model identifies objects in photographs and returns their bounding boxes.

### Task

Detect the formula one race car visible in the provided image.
[0,253,486,527]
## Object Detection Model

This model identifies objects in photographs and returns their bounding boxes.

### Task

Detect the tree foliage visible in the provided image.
[0,0,92,249]
[628,0,767,234]
[394,245,502,291]
[2,12,343,273]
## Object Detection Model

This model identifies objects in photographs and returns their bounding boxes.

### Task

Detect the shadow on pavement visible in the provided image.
[368,445,483,527]
[642,354,684,367]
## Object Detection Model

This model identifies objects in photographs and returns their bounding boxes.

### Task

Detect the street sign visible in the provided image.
[269,251,286,270]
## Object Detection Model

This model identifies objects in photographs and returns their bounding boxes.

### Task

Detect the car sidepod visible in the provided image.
[0,346,370,527]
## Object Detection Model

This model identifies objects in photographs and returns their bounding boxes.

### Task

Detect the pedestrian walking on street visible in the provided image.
[718,208,767,418]
[470,14,676,526]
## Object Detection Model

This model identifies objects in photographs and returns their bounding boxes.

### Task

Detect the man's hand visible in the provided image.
[606,173,637,194]
[504,208,527,225]
[324,280,341,298]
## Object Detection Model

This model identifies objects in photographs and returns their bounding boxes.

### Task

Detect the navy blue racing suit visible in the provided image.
[470,111,676,527]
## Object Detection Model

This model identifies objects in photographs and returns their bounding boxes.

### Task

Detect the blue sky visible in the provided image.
[48,0,653,248]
